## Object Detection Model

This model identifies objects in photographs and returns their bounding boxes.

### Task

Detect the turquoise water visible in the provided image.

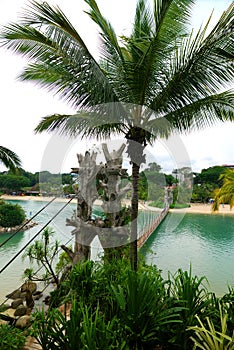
[143,212,234,296]
[0,201,233,302]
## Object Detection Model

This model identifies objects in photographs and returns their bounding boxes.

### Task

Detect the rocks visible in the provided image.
[0,220,37,234]
[2,281,44,329]
[15,315,31,329]
[11,298,23,309]
[25,289,35,309]
[21,282,37,294]
[14,305,27,317]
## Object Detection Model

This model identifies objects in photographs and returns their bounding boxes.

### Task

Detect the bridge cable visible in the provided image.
[0,197,74,275]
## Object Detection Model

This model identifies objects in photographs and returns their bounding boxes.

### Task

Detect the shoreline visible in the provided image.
[1,195,234,215]
[1,194,77,204]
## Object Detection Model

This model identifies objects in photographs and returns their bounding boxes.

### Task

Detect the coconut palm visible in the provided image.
[212,169,234,211]
[0,146,21,171]
[1,0,233,270]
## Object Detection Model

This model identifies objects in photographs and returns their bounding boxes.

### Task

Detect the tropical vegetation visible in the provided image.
[0,146,21,172]
[24,257,234,350]
[212,169,234,211]
[1,0,233,270]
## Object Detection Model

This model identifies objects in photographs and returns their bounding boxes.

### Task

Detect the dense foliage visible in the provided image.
[192,166,228,203]
[29,259,234,350]
[0,201,25,227]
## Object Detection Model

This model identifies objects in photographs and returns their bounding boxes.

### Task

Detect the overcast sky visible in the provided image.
[0,0,233,174]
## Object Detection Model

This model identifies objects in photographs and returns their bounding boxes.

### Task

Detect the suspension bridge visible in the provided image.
[137,204,169,248]
[0,197,169,309]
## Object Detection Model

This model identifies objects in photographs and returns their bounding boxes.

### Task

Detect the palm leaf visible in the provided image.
[0,146,21,171]
[0,1,118,108]
[149,3,234,114]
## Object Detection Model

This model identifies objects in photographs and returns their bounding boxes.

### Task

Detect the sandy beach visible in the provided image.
[170,203,234,215]
[1,194,234,215]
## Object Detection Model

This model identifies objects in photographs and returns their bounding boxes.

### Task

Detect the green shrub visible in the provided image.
[109,268,182,349]
[0,202,25,227]
[0,324,26,350]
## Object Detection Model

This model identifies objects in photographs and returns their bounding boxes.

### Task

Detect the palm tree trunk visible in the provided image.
[130,161,140,271]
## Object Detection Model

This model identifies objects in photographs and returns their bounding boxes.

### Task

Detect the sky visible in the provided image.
[0,0,233,175]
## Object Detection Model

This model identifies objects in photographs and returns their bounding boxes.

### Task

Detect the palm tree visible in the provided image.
[0,146,21,171]
[1,0,233,270]
[212,169,234,211]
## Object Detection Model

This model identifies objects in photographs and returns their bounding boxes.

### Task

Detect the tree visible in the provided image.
[1,0,233,270]
[0,174,30,193]
[0,146,21,172]
[212,169,234,211]
[193,166,226,187]
[23,227,61,287]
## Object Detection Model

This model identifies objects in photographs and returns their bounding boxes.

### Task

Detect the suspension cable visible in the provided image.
[0,197,74,275]
[0,197,57,249]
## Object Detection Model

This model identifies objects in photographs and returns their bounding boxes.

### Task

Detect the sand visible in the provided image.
[170,203,234,215]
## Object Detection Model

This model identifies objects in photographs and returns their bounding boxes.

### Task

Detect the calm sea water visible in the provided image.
[0,200,233,302]
[143,212,234,296]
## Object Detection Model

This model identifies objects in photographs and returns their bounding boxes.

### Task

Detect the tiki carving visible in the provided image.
[64,143,131,263]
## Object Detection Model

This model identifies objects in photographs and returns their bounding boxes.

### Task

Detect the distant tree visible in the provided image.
[212,169,234,211]
[138,172,148,200]
[193,166,226,186]
[8,168,37,186]
[147,162,162,172]
[62,173,74,185]
[165,174,177,186]
[0,174,30,193]
[192,183,215,203]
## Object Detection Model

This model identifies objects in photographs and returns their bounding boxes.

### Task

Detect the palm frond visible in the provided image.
[0,1,117,108]
[149,3,234,113]
[150,90,234,134]
[84,0,123,60]
[35,106,129,140]
[0,146,21,171]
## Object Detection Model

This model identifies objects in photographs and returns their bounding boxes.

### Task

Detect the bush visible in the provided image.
[0,324,26,350]
[0,201,26,227]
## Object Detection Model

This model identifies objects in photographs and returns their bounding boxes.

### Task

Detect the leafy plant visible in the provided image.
[167,266,211,349]
[31,300,127,350]
[0,324,26,350]
[22,227,61,286]
[188,303,234,350]
[109,269,182,349]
